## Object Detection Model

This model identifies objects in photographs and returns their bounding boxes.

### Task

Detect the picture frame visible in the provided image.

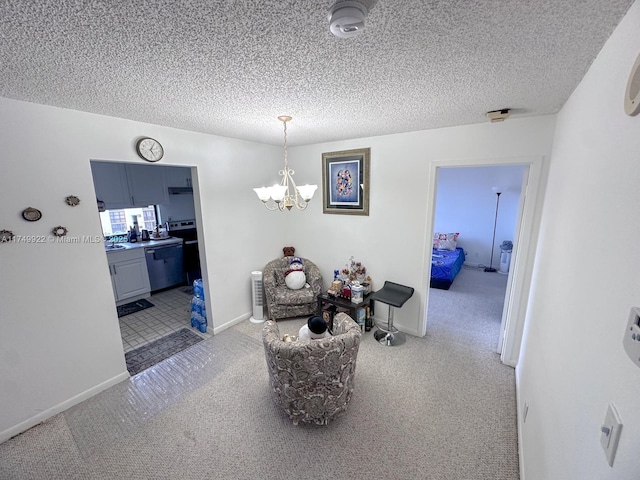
[321,147,370,215]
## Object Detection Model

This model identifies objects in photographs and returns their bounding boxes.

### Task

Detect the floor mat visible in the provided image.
[117,299,154,318]
[64,329,260,459]
[124,328,204,375]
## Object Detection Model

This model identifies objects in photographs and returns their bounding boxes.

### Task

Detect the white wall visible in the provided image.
[434,165,525,267]
[287,116,555,337]
[0,90,557,445]
[0,97,287,441]
[517,1,640,478]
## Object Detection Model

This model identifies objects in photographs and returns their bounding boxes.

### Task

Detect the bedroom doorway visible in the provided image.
[429,165,526,353]
[420,155,545,367]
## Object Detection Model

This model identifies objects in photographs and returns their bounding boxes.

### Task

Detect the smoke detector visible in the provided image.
[486,109,511,123]
[328,1,368,38]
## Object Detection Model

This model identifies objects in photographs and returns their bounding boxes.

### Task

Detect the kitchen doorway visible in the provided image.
[90,160,210,374]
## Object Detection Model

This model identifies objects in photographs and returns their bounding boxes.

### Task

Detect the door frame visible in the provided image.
[92,160,211,352]
[419,155,546,367]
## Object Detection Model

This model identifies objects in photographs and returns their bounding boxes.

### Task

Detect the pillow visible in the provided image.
[433,232,459,251]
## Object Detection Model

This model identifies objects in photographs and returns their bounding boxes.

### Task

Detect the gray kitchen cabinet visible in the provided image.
[91,162,130,209]
[126,163,169,206]
[107,248,151,305]
[91,161,169,209]
[165,166,192,187]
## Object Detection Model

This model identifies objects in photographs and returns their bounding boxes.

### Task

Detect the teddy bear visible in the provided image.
[284,256,307,290]
[282,246,295,257]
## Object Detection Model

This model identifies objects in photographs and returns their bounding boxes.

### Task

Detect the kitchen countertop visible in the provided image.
[105,236,182,253]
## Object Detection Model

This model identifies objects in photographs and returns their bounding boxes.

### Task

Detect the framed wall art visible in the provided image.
[321,148,370,215]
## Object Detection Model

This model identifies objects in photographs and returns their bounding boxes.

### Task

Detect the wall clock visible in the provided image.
[135,137,164,162]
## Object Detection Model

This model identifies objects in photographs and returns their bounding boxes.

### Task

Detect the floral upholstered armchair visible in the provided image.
[262,256,323,321]
[262,313,362,425]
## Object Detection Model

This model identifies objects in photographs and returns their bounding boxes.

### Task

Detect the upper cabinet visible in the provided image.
[165,166,192,188]
[91,161,169,209]
[91,162,131,209]
[126,164,169,206]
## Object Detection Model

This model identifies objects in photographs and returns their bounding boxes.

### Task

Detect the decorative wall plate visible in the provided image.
[22,207,42,222]
[65,195,80,206]
[52,226,68,237]
[0,229,15,242]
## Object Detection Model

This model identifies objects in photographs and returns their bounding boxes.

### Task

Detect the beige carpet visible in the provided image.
[0,267,518,479]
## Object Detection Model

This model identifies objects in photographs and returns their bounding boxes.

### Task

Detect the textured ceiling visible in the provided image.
[0,1,634,146]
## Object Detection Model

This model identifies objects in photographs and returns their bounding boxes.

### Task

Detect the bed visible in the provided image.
[430,247,465,290]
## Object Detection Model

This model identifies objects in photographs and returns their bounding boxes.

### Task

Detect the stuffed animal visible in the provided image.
[298,315,331,341]
[283,246,295,257]
[285,256,307,290]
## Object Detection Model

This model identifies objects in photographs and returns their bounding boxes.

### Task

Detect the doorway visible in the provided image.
[420,155,545,367]
[90,160,210,373]
[429,164,526,353]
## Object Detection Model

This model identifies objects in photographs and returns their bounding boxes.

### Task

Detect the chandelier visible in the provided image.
[253,116,317,211]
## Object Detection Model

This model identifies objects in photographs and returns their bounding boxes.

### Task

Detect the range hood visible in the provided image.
[168,186,193,195]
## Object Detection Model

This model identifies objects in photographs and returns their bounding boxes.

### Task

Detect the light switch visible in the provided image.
[600,403,623,467]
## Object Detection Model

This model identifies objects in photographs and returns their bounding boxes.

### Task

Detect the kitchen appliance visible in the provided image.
[167,219,201,285]
[141,229,150,241]
[145,242,184,291]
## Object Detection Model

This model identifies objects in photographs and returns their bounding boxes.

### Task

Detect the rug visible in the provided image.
[125,328,204,376]
[117,299,154,318]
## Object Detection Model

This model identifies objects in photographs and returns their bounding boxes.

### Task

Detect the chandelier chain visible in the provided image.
[282,119,288,170]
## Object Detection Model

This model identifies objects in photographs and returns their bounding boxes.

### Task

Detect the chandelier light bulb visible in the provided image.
[297,184,318,201]
[270,184,287,202]
[253,187,271,202]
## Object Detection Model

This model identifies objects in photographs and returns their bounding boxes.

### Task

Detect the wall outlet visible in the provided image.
[600,403,623,467]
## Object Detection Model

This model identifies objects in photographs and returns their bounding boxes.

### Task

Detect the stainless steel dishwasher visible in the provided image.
[145,243,185,291]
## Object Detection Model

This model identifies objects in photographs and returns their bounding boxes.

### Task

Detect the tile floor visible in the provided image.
[118,287,211,353]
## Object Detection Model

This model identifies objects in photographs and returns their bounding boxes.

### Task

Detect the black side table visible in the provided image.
[317,291,375,331]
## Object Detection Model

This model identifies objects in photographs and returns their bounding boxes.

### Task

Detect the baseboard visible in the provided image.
[463,261,482,268]
[116,292,150,306]
[0,370,130,444]
[213,312,251,334]
[370,315,421,337]
[515,365,526,480]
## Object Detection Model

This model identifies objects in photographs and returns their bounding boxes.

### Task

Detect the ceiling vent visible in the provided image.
[328,1,368,38]
[486,109,511,123]
[624,52,640,116]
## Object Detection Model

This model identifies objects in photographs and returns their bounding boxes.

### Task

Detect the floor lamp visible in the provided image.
[485,187,502,273]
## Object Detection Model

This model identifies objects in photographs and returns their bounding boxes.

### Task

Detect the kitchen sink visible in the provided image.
[105,244,127,251]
